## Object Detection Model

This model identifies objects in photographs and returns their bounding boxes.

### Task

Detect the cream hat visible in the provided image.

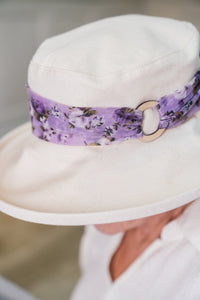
[0,14,200,225]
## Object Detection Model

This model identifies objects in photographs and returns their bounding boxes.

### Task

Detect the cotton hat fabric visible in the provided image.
[0,14,200,225]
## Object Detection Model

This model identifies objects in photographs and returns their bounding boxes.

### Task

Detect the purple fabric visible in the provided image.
[26,69,200,146]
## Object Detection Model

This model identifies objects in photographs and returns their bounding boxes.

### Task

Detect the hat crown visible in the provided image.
[28,14,200,109]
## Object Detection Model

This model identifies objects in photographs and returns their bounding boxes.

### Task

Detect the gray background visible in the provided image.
[0,0,200,299]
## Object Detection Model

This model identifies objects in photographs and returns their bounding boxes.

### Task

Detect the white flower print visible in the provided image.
[85,115,105,129]
[173,87,187,100]
[50,106,60,117]
[68,108,89,128]
[97,137,111,145]
[39,116,49,129]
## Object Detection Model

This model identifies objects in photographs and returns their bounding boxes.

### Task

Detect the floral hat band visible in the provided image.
[26,68,200,146]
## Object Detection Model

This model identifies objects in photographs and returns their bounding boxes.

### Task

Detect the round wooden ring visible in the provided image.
[136,100,166,142]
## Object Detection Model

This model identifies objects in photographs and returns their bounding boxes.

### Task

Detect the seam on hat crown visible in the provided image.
[29,16,200,78]
[29,31,199,80]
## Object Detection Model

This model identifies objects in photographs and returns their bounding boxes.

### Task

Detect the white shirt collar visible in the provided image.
[160,198,200,250]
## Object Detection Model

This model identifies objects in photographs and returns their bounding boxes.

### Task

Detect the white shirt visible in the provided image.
[70,199,200,300]
[0,276,37,300]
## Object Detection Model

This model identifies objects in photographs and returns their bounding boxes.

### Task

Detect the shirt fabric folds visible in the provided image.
[70,198,200,300]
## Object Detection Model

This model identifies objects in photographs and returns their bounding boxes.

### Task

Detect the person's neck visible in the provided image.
[109,202,191,281]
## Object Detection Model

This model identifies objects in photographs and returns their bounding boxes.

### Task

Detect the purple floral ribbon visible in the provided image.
[26,69,200,146]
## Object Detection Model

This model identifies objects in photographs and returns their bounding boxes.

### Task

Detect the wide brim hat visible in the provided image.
[0,14,200,226]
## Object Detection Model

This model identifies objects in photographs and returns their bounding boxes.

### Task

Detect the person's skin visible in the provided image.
[94,202,193,282]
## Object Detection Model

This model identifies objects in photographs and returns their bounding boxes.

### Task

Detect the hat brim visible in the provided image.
[0,119,200,226]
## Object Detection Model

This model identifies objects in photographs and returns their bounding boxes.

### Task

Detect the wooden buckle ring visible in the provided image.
[136,100,166,142]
